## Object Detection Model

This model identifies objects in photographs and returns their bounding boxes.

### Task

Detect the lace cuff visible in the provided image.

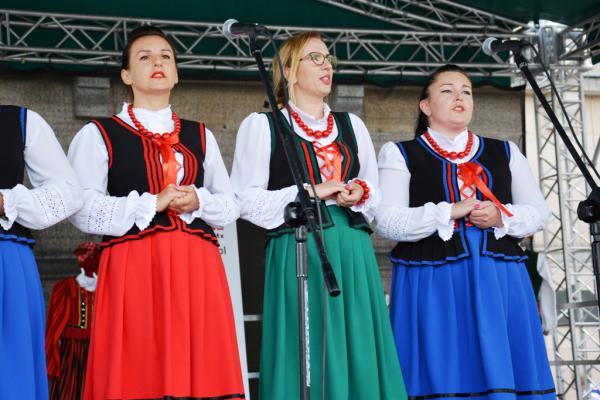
[376,206,413,241]
[0,189,17,230]
[32,186,68,227]
[87,195,119,234]
[136,192,157,231]
[431,202,454,241]
[493,203,513,239]
[244,186,299,229]
[179,186,203,225]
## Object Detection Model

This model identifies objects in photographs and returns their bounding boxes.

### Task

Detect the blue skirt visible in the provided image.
[0,239,48,399]
[390,227,555,400]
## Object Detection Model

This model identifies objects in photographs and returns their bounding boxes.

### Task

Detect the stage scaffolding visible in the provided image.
[2,2,600,398]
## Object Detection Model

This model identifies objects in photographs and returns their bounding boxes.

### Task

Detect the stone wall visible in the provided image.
[0,72,524,300]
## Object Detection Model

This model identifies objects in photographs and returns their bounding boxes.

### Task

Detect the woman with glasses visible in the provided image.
[231,31,406,400]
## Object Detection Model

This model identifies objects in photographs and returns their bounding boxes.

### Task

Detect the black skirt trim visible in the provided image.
[408,387,555,400]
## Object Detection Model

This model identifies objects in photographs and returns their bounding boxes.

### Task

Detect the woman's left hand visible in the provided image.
[468,200,503,229]
[336,181,364,208]
[168,185,200,214]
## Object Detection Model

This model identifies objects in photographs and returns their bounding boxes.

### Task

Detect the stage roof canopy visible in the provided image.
[1,0,599,86]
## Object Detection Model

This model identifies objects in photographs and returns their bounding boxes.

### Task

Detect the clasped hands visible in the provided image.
[306,179,364,207]
[156,184,200,214]
[450,197,503,229]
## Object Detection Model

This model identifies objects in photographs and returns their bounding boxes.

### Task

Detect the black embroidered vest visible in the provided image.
[0,105,34,245]
[264,111,370,238]
[390,135,525,265]
[93,116,218,247]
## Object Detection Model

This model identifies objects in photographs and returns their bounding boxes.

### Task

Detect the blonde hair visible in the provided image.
[272,31,322,107]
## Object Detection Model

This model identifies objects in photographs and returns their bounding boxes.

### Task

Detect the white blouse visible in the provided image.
[0,109,82,231]
[68,103,239,236]
[375,128,550,242]
[230,102,380,230]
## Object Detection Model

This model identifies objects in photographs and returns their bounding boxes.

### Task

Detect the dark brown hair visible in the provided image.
[414,64,471,136]
[121,25,177,70]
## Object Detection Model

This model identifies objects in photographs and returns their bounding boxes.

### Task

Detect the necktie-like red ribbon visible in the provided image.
[457,162,513,217]
[313,142,342,182]
[150,135,181,190]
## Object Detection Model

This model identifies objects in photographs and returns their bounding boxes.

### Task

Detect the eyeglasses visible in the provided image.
[299,52,338,68]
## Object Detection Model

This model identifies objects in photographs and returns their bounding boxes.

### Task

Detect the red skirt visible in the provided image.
[83,230,245,400]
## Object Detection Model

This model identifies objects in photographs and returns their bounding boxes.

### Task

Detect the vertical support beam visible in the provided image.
[535,62,597,398]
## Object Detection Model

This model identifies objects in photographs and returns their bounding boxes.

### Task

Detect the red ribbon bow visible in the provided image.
[313,142,342,182]
[151,135,181,190]
[457,162,513,217]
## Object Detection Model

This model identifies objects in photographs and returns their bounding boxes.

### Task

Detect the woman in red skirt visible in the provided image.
[67,25,244,400]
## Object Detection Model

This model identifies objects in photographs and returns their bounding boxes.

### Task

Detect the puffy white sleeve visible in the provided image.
[493,141,550,239]
[375,141,454,242]
[67,122,157,236]
[0,109,82,230]
[230,112,300,230]
[347,114,380,222]
[179,128,240,227]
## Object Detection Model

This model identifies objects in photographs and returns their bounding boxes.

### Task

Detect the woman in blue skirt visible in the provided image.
[0,105,82,398]
[376,64,556,399]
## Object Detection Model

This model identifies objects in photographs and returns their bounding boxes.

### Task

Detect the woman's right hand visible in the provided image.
[156,184,184,212]
[307,180,348,200]
[450,197,480,220]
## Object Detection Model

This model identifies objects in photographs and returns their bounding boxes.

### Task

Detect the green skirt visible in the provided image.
[259,206,407,399]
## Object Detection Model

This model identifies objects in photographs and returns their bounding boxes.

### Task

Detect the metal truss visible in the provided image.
[559,13,600,61]
[316,0,530,33]
[534,62,600,398]
[0,8,531,78]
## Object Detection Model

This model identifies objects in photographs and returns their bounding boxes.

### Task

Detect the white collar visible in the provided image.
[427,127,469,146]
[288,101,331,124]
[120,102,172,118]
[76,269,97,292]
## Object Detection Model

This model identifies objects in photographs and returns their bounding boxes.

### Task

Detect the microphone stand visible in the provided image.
[245,31,341,400]
[512,50,600,312]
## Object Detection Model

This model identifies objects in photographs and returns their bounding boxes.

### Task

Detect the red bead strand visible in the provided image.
[289,108,334,139]
[423,130,473,160]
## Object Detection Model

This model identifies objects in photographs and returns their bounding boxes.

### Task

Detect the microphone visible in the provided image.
[223,19,269,39]
[482,37,527,55]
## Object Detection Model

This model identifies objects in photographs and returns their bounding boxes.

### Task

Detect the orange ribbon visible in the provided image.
[313,142,342,181]
[457,162,513,217]
[151,135,181,190]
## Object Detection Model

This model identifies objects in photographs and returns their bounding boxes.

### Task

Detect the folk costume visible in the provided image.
[0,105,82,399]
[377,128,555,399]
[68,103,244,400]
[231,102,407,400]
[46,242,100,400]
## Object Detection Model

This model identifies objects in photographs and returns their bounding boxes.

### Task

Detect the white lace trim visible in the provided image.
[87,195,118,233]
[494,203,512,239]
[248,189,272,223]
[180,187,238,227]
[376,206,413,241]
[135,192,157,231]
[433,202,454,242]
[32,185,67,227]
[0,189,17,230]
